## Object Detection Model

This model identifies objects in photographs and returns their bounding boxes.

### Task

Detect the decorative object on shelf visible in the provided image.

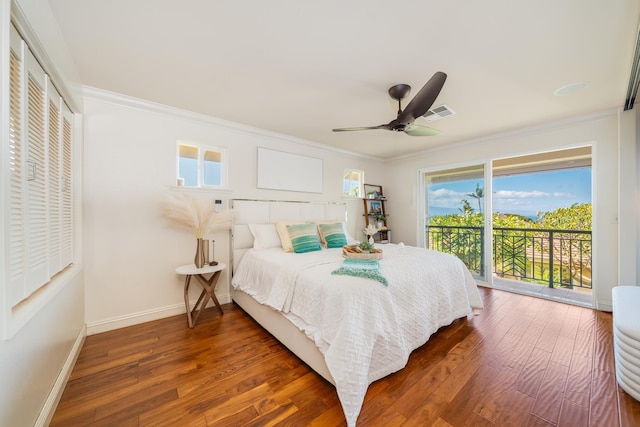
[159,193,235,267]
[374,215,387,229]
[367,200,383,215]
[364,224,378,244]
[364,184,382,198]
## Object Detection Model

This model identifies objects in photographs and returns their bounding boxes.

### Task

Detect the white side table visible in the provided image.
[176,262,226,328]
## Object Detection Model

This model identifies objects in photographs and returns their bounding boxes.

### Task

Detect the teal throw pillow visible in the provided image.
[318,223,348,248]
[287,223,322,253]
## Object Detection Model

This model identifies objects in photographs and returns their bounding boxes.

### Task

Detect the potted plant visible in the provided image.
[375,214,387,229]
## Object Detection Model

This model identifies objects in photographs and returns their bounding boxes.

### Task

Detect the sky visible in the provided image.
[428,168,592,218]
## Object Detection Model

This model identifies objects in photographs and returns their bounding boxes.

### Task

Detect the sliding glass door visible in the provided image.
[421,164,489,282]
[420,147,592,295]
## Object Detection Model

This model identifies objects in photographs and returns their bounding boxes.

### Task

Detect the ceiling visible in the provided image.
[48,0,640,159]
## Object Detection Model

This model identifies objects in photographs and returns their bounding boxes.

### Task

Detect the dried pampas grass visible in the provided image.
[159,193,235,238]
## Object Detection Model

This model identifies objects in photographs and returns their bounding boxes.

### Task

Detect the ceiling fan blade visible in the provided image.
[404,124,441,136]
[399,71,447,122]
[332,125,390,132]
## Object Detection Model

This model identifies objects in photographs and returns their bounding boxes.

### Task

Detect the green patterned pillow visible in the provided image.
[318,222,348,248]
[287,223,322,253]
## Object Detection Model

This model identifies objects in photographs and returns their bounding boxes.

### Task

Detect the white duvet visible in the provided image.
[231,244,483,426]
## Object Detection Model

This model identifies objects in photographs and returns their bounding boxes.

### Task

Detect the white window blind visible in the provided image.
[7,24,74,306]
[48,89,61,273]
[8,26,26,306]
[61,106,73,266]
[26,51,49,295]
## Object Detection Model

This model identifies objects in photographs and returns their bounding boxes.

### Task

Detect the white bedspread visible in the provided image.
[231,244,483,426]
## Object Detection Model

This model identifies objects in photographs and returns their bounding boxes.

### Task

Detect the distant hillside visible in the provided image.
[428,206,538,220]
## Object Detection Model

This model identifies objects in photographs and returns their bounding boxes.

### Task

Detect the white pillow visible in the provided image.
[248,223,282,250]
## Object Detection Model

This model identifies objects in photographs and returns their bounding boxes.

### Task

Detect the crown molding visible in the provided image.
[82,86,379,161]
[388,108,618,162]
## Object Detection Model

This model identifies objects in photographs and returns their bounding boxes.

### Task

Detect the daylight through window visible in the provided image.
[343,169,364,198]
[178,143,226,188]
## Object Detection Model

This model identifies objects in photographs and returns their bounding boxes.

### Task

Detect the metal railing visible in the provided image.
[427,225,592,289]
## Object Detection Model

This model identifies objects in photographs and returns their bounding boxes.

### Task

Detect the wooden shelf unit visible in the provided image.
[363,184,390,243]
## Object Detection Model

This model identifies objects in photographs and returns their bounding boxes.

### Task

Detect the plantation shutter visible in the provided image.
[7,24,75,307]
[8,26,26,305]
[48,88,62,272]
[25,50,50,295]
[61,105,73,266]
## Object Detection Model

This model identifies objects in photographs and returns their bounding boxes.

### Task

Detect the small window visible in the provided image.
[178,143,227,188]
[343,169,364,198]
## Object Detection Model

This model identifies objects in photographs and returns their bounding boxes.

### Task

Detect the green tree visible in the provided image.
[538,203,591,230]
[538,203,591,288]
[459,199,474,216]
[466,183,484,213]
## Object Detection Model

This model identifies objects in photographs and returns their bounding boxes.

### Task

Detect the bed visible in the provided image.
[230,199,483,426]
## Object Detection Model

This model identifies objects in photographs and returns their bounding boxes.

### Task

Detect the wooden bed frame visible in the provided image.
[230,199,349,385]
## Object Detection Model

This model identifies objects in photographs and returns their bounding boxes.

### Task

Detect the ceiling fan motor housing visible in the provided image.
[388,84,411,101]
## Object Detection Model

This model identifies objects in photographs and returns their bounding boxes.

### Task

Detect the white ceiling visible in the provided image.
[48,0,640,159]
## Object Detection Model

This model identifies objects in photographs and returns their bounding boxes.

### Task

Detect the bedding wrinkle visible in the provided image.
[231,244,483,426]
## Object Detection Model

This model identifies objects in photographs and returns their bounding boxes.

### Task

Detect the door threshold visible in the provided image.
[477,277,593,308]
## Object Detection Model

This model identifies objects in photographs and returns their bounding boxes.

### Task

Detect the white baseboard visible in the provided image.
[35,324,86,427]
[86,293,232,335]
[596,299,613,312]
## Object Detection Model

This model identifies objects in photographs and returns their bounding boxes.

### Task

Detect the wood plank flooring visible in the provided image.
[51,287,640,426]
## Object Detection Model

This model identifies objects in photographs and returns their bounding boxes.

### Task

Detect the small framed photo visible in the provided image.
[367,200,383,215]
[364,184,382,199]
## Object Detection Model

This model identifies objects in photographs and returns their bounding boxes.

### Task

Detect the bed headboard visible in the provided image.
[231,199,347,272]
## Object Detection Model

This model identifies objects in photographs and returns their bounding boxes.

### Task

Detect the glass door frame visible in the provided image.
[417,160,492,286]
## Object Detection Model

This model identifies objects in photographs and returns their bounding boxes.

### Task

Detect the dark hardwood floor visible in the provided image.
[51,287,640,426]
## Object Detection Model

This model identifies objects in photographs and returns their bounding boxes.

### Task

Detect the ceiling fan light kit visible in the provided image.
[332,71,447,137]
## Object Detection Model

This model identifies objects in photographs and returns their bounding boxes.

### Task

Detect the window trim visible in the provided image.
[343,168,364,198]
[177,141,228,189]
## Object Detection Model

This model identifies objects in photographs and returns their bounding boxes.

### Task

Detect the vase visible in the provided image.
[202,239,209,266]
[194,238,205,268]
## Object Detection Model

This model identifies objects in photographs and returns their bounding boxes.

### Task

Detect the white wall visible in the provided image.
[82,89,383,333]
[619,108,638,285]
[0,1,86,426]
[0,274,84,426]
[383,111,626,311]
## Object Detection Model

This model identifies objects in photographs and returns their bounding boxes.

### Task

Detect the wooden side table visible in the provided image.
[176,263,226,328]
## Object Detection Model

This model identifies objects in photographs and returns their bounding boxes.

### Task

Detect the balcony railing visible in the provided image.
[427,225,592,289]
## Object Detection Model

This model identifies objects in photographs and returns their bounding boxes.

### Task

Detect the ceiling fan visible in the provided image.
[332,71,447,136]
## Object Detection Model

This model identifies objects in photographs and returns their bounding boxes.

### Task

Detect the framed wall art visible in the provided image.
[257,147,323,193]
